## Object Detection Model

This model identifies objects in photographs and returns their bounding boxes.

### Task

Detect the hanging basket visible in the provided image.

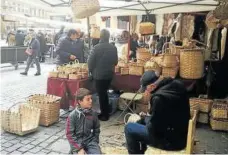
[139,22,155,35]
[71,0,100,19]
[28,94,61,126]
[180,48,204,79]
[1,104,40,136]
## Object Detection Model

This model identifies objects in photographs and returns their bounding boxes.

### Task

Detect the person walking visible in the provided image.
[20,29,41,76]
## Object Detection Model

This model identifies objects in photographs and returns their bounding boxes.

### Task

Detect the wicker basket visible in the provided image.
[197,112,209,124]
[1,104,40,136]
[189,99,200,117]
[120,67,129,75]
[210,118,228,131]
[162,67,179,78]
[180,48,204,79]
[144,59,161,73]
[129,62,144,76]
[190,95,212,113]
[91,26,100,39]
[170,44,184,56]
[48,70,59,78]
[139,22,155,35]
[211,99,228,119]
[71,0,100,19]
[28,94,61,126]
[118,60,128,68]
[136,48,151,61]
[58,72,68,79]
[69,74,82,80]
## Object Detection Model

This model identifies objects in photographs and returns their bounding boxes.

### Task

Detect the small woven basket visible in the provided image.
[136,48,152,61]
[69,74,82,80]
[28,94,61,126]
[48,70,58,78]
[115,66,120,73]
[1,104,40,136]
[189,99,200,118]
[180,48,204,79]
[211,99,228,119]
[144,59,161,73]
[190,95,213,113]
[210,118,228,131]
[129,62,144,76]
[139,22,155,35]
[71,0,100,19]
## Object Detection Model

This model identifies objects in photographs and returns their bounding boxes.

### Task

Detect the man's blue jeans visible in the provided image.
[124,122,153,154]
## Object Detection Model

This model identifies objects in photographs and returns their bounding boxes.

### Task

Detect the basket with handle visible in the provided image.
[180,48,204,79]
[162,67,179,79]
[211,99,228,119]
[169,43,184,56]
[161,42,179,68]
[71,0,100,19]
[190,95,212,113]
[27,94,61,127]
[1,102,40,136]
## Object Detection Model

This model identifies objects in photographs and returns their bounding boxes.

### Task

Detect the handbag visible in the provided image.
[25,48,33,55]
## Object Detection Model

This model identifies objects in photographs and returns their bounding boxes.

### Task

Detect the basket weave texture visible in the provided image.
[28,94,61,126]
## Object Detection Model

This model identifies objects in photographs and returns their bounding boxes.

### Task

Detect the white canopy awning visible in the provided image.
[39,0,218,16]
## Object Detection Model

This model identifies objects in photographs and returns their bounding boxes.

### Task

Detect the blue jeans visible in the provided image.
[124,123,153,154]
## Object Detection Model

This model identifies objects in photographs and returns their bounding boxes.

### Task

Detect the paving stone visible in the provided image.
[4,135,17,141]
[39,142,50,148]
[10,151,23,155]
[1,139,8,144]
[1,150,8,155]
[8,139,21,144]
[30,140,42,145]
[48,139,69,153]
[41,149,51,153]
[28,146,43,153]
[20,139,34,145]
[24,144,35,150]
[1,142,13,148]
[17,147,30,153]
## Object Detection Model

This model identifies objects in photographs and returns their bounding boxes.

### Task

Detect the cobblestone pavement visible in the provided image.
[1,63,228,154]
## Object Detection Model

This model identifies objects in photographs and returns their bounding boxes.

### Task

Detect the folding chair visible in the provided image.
[115,91,143,122]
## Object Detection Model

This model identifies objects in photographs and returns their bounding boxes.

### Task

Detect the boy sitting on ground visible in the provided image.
[66,88,101,154]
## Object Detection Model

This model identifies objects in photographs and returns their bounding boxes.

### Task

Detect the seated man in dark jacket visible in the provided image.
[56,29,85,65]
[124,74,190,154]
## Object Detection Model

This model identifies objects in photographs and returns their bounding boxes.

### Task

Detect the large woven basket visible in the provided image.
[139,22,155,35]
[197,112,209,124]
[180,49,204,79]
[1,104,40,136]
[162,67,179,79]
[211,99,228,119]
[190,95,212,113]
[71,0,100,19]
[28,94,61,126]
[210,118,228,131]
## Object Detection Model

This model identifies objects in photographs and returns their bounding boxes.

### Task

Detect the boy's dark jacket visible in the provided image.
[139,78,190,150]
[66,107,100,153]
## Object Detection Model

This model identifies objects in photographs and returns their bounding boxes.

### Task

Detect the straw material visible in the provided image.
[136,48,152,61]
[180,49,204,79]
[210,118,228,131]
[144,59,161,73]
[190,96,212,113]
[28,94,61,126]
[115,66,120,73]
[69,74,82,80]
[71,0,100,19]
[101,146,128,154]
[162,67,179,79]
[1,104,40,136]
[120,67,129,75]
[48,71,58,78]
[214,1,228,20]
[129,62,144,76]
[139,22,155,35]
[197,112,209,124]
[211,99,228,119]
[189,99,199,118]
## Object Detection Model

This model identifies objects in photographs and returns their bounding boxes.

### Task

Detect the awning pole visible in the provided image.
[87,17,91,50]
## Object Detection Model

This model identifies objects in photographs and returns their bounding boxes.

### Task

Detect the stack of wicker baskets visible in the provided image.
[48,60,89,80]
[28,94,61,126]
[190,95,213,124]
[1,104,40,136]
[161,45,179,78]
[210,99,228,131]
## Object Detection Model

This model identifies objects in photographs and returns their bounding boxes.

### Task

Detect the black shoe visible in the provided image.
[20,72,27,76]
[34,73,41,76]
[98,114,109,121]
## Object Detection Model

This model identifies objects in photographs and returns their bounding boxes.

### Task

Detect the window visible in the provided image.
[117,16,129,30]
[106,18,110,28]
